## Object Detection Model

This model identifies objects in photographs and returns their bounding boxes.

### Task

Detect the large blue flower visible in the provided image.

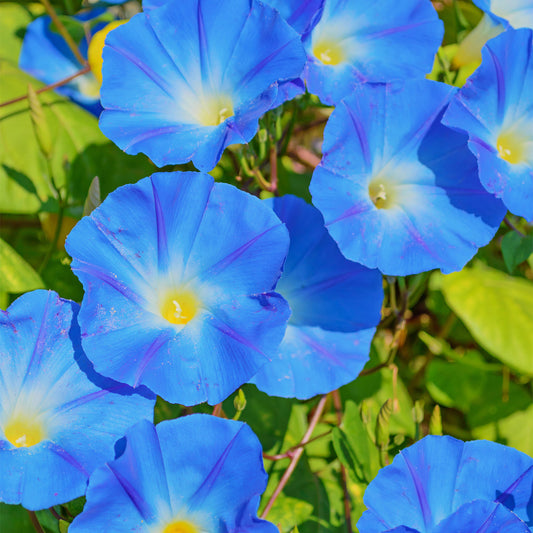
[357,435,533,532]
[65,171,290,406]
[310,79,506,276]
[443,29,533,221]
[99,0,307,171]
[250,195,382,399]
[0,290,155,511]
[19,11,106,116]
[69,415,276,533]
[302,0,444,104]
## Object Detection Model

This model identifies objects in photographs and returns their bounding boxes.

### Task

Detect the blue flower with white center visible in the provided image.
[310,79,506,276]
[98,0,307,171]
[19,11,106,116]
[301,0,444,105]
[69,415,276,533]
[357,435,533,533]
[443,29,533,221]
[250,195,382,399]
[65,171,290,406]
[0,290,155,511]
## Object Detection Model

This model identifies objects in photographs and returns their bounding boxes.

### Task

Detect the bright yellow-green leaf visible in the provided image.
[473,403,533,456]
[0,60,154,214]
[0,3,34,63]
[0,237,44,293]
[441,264,533,376]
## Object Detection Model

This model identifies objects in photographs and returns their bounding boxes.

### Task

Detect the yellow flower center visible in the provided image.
[369,180,396,209]
[497,131,528,165]
[196,94,234,126]
[3,414,46,448]
[163,520,200,533]
[160,289,201,325]
[313,39,346,65]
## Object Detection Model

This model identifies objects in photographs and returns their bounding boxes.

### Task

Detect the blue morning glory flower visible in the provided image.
[443,29,533,221]
[0,290,155,511]
[302,0,444,105]
[250,195,383,399]
[98,0,307,171]
[473,0,533,29]
[69,415,276,533]
[19,12,106,116]
[357,435,533,533]
[65,171,290,406]
[310,79,506,276]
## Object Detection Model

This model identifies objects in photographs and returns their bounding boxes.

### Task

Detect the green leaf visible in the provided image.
[49,16,86,45]
[333,401,380,484]
[375,399,393,448]
[0,3,34,63]
[441,264,533,376]
[342,338,416,437]
[0,237,44,293]
[429,405,443,436]
[501,231,533,273]
[426,352,530,427]
[82,176,101,217]
[28,83,53,160]
[0,503,34,533]
[473,403,533,457]
[266,496,314,532]
[0,60,154,214]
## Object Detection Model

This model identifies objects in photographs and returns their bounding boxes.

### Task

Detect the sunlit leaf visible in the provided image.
[441,264,533,376]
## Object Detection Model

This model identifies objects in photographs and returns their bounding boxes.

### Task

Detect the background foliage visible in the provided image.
[1,1,532,532]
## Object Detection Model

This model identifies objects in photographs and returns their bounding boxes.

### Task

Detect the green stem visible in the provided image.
[39,161,66,274]
[436,48,453,85]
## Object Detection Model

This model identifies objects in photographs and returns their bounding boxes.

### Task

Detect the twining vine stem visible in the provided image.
[39,0,87,66]
[332,389,354,533]
[0,66,91,109]
[260,394,329,518]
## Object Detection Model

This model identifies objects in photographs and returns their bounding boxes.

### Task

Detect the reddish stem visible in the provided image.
[261,395,328,518]
[0,65,91,109]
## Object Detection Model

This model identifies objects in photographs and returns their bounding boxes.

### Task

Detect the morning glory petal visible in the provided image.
[357,435,533,533]
[443,28,533,220]
[249,194,382,399]
[65,171,290,406]
[302,0,443,104]
[311,79,506,275]
[473,0,533,29]
[0,291,154,510]
[433,501,530,533]
[251,324,375,399]
[99,0,307,170]
[70,415,277,533]
[265,0,325,35]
